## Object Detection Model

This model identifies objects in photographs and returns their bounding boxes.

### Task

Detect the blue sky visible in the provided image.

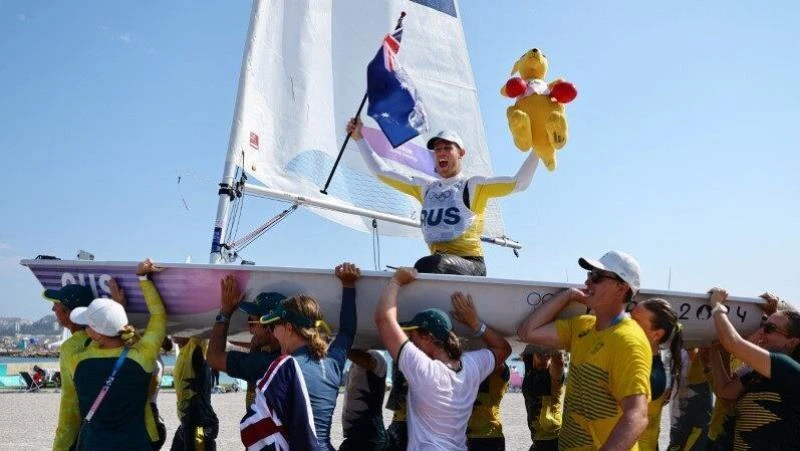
[1,1,798,320]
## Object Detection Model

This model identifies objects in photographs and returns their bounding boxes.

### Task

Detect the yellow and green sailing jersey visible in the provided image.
[356,139,538,256]
[70,279,166,450]
[555,315,652,451]
[52,329,89,451]
[467,364,509,439]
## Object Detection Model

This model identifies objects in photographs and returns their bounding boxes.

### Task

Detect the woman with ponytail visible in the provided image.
[67,258,167,450]
[630,298,683,451]
[239,262,360,451]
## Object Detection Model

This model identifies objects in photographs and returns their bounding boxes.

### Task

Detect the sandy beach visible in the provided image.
[0,390,671,450]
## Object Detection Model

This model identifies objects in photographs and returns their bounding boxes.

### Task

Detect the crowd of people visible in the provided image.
[41,128,799,450]
[42,251,799,450]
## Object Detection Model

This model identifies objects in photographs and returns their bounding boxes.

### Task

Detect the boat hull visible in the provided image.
[22,259,763,350]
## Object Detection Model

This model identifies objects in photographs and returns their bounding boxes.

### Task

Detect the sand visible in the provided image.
[0,390,672,450]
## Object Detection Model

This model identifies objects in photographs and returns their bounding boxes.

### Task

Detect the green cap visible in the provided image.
[239,291,286,317]
[400,308,453,342]
[259,301,316,328]
[43,284,94,311]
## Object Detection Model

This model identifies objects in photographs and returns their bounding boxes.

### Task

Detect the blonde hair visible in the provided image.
[284,295,329,359]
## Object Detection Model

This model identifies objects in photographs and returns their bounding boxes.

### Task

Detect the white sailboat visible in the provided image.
[21,0,763,349]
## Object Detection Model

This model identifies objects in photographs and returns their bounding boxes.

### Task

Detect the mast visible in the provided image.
[210,0,263,264]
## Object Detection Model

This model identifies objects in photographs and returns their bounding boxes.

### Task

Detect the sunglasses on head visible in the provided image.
[587,270,623,284]
[761,320,790,337]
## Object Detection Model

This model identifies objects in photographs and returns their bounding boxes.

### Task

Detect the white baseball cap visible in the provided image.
[579,250,641,294]
[426,130,465,150]
[70,298,129,337]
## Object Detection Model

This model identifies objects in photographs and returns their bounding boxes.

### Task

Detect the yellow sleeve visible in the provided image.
[469,151,539,212]
[377,175,424,201]
[132,279,167,371]
[555,315,594,350]
[609,323,652,401]
[52,349,81,451]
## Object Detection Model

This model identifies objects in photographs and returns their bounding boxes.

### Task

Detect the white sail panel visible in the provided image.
[228,0,505,238]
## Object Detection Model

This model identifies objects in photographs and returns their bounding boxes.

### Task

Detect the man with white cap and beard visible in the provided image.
[347,117,539,276]
[517,250,652,451]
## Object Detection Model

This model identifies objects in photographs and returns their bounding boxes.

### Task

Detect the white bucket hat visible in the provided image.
[578,250,641,294]
[70,298,129,337]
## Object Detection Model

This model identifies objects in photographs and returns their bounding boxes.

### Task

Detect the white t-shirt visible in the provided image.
[398,342,496,450]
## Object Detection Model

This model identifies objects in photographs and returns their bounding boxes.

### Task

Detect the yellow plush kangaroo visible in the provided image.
[500,48,571,171]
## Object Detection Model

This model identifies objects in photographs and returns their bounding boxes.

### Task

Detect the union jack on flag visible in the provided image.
[239,354,317,451]
[366,24,428,148]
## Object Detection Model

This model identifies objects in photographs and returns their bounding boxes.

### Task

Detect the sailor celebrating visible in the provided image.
[347,117,539,276]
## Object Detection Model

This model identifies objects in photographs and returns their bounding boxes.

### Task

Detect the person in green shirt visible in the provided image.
[44,283,94,451]
[68,258,167,451]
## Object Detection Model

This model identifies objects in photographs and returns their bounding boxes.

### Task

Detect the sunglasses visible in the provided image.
[761,320,790,337]
[587,270,623,284]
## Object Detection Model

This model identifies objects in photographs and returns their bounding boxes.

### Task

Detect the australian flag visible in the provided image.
[366,27,429,148]
[239,355,317,451]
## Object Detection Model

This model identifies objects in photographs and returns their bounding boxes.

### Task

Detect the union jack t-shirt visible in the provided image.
[240,354,318,450]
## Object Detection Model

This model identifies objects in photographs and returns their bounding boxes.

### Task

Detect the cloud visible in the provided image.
[119,33,132,44]
[16,13,26,22]
[0,242,11,250]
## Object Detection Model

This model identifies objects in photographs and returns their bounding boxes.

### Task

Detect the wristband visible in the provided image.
[711,303,729,315]
[138,274,149,281]
[215,311,231,324]
[475,323,487,337]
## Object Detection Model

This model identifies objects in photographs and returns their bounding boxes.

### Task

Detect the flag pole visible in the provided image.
[320,11,406,195]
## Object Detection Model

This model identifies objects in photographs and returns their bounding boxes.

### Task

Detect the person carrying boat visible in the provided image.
[239,262,360,451]
[347,117,539,276]
[374,267,512,450]
[517,250,651,450]
[706,287,800,450]
[67,258,167,451]
[44,283,94,451]
[207,282,284,409]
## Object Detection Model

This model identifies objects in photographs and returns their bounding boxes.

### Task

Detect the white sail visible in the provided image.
[225,0,505,239]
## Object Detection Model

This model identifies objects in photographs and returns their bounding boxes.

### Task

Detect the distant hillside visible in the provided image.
[0,314,60,335]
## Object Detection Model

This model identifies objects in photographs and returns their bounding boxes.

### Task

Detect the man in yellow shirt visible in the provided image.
[517,250,651,451]
[348,117,539,276]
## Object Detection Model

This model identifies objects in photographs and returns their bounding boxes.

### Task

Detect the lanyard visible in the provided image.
[608,312,627,327]
[84,347,130,423]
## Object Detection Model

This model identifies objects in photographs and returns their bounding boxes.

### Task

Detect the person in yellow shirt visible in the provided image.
[630,298,684,451]
[521,348,566,451]
[518,250,651,451]
[68,258,167,450]
[45,284,94,451]
[347,117,539,276]
[467,363,510,450]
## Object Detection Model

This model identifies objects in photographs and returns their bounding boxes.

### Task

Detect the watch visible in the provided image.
[215,311,231,324]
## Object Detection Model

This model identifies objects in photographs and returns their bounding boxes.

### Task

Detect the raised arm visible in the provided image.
[709,287,772,377]
[348,117,434,199]
[451,292,511,367]
[375,268,416,361]
[136,259,167,359]
[328,262,360,365]
[467,149,539,212]
[517,288,585,349]
[207,274,241,372]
